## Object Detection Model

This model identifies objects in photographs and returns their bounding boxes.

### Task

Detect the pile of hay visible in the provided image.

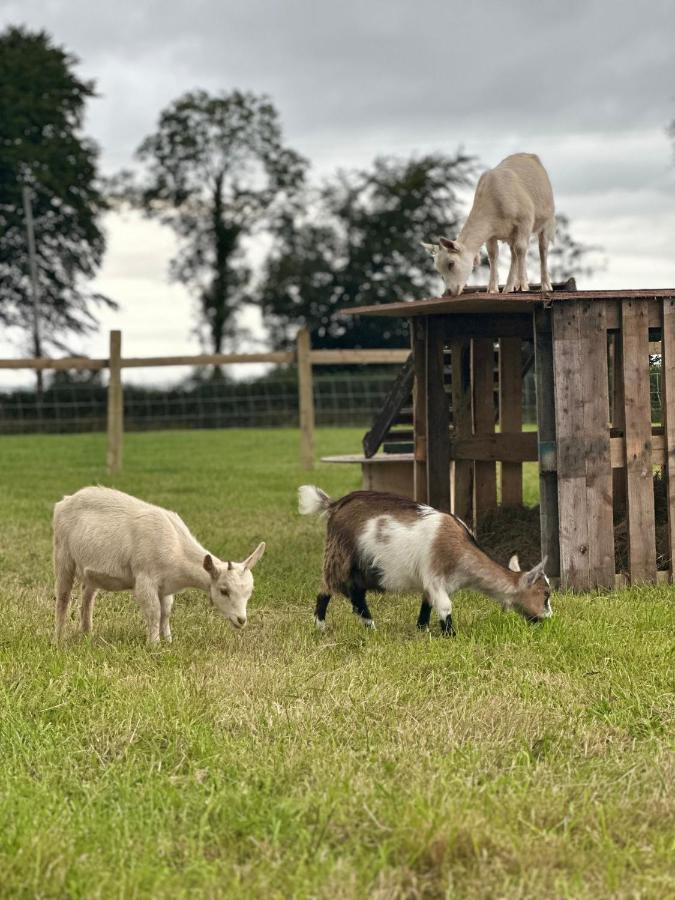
[476,505,543,571]
[613,470,671,572]
[477,472,671,576]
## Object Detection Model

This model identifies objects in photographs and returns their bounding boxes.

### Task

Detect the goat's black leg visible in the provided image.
[417,593,432,631]
[439,613,456,637]
[314,593,331,631]
[350,587,375,630]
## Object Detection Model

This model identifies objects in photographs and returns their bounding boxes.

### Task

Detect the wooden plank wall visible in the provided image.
[610,331,627,513]
[552,302,614,589]
[621,300,656,582]
[499,336,523,507]
[660,298,675,577]
[450,336,473,523]
[533,308,560,578]
[472,338,497,523]
[425,317,451,512]
[579,301,615,588]
[552,303,591,588]
[411,319,428,504]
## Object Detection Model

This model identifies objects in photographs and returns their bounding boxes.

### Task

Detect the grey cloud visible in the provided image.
[3,0,675,171]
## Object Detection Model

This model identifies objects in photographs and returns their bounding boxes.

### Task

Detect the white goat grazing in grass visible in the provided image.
[53,486,265,644]
[422,152,555,296]
[299,486,551,635]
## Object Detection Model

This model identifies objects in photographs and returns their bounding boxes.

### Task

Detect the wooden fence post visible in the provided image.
[297,327,315,470]
[106,330,123,475]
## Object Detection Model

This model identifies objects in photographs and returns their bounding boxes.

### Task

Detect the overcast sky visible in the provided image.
[2,0,675,384]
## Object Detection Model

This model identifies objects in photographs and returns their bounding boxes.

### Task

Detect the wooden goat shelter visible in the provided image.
[346,287,675,590]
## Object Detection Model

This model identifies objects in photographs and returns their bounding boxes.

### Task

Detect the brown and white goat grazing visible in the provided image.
[299,486,551,634]
[53,486,265,644]
[421,152,555,296]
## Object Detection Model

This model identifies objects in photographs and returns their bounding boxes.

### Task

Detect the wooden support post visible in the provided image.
[450,336,473,523]
[610,331,627,513]
[553,301,613,589]
[425,318,451,512]
[499,336,523,507]
[472,338,497,525]
[297,327,315,470]
[660,298,675,579]
[534,308,560,578]
[622,300,657,583]
[579,301,614,588]
[411,319,428,504]
[106,329,123,475]
[553,304,590,589]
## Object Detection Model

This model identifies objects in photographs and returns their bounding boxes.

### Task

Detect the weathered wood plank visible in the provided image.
[538,432,665,472]
[552,303,590,589]
[411,319,428,504]
[579,301,614,588]
[610,331,627,514]
[106,330,123,475]
[449,336,473,522]
[441,315,533,340]
[660,298,675,578]
[621,300,657,583]
[534,307,560,579]
[448,432,537,462]
[472,338,497,524]
[499,336,523,506]
[297,327,315,471]
[425,318,451,511]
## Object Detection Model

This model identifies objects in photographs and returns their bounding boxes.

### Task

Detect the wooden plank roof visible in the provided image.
[343,288,675,318]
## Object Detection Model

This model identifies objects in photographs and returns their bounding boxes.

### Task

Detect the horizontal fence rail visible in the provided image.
[0,349,409,370]
[0,329,410,472]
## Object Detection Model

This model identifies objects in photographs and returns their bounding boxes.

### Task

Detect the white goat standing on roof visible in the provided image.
[422,152,556,296]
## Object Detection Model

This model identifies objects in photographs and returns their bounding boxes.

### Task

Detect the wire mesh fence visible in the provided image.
[0,364,662,436]
[0,370,406,435]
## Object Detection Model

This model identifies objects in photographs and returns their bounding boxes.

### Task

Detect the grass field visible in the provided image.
[0,429,673,899]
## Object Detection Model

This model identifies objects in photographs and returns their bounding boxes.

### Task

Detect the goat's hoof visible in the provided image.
[363,619,376,630]
[314,616,327,632]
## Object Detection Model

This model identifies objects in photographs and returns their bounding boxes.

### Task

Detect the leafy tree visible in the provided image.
[257,152,476,350]
[119,90,307,356]
[0,26,112,361]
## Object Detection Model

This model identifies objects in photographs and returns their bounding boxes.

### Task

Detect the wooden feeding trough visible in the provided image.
[344,286,675,590]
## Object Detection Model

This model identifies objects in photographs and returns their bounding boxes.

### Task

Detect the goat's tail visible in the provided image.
[298,485,331,516]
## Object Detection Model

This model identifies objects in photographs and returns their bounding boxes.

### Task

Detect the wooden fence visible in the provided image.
[0,328,408,473]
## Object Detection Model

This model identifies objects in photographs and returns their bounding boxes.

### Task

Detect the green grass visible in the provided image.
[0,429,673,899]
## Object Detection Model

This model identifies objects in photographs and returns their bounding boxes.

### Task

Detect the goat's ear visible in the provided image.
[439,237,460,253]
[243,541,266,570]
[203,554,217,578]
[508,554,521,572]
[420,241,438,256]
[521,557,548,587]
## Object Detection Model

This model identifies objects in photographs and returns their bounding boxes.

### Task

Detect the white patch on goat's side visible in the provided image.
[357,511,445,594]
